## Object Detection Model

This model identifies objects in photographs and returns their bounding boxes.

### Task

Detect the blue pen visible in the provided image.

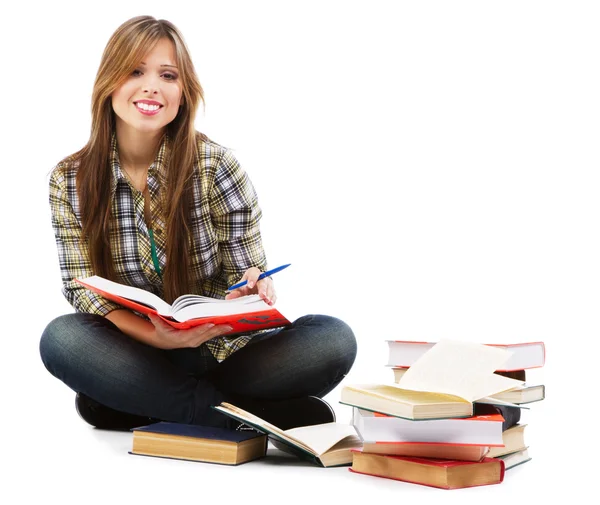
[227,263,291,291]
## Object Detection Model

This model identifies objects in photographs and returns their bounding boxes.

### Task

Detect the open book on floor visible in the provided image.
[76,275,290,332]
[213,402,362,467]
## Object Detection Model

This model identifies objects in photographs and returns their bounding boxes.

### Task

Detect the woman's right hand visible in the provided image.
[148,314,233,350]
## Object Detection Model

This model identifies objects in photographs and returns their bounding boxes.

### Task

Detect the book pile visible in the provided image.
[341,339,545,490]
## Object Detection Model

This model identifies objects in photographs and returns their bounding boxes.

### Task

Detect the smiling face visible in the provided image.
[111,37,183,135]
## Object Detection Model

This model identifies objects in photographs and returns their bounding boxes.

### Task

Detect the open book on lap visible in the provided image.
[76,275,290,332]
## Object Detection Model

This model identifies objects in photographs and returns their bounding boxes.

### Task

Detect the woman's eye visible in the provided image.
[131,69,177,81]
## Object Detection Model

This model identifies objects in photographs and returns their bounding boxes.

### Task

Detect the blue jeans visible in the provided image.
[39,313,357,428]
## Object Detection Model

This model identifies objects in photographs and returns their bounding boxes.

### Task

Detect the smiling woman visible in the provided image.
[39,15,357,435]
[112,39,183,135]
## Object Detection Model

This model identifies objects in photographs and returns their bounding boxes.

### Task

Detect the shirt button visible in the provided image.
[155,228,163,235]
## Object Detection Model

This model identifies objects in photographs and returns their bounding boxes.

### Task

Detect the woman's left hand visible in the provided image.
[225,266,277,305]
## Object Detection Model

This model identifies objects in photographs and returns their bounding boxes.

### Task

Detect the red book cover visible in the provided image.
[350,450,505,490]
[75,277,290,334]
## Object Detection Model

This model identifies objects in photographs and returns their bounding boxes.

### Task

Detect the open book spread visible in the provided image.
[77,275,268,319]
[392,368,543,406]
[75,275,290,331]
[396,339,525,403]
[213,403,362,467]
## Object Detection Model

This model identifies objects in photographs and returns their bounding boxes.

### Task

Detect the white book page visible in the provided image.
[284,423,359,456]
[214,404,346,456]
[171,297,270,322]
[398,339,524,402]
[171,293,262,311]
[78,276,172,316]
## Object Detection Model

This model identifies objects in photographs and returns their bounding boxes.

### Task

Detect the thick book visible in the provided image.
[498,448,531,470]
[352,407,504,446]
[76,275,290,332]
[387,340,545,371]
[350,451,505,489]
[491,384,545,404]
[360,442,489,462]
[487,424,528,458]
[340,384,473,420]
[213,402,362,467]
[130,422,267,465]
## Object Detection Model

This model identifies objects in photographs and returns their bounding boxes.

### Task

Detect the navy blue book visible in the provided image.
[130,422,267,465]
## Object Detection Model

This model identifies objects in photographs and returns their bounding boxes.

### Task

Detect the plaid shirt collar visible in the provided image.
[109,130,170,194]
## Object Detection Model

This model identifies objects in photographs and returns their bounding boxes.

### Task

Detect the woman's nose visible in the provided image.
[142,75,160,94]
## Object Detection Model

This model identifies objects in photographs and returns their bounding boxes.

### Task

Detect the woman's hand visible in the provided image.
[148,314,233,350]
[225,266,277,305]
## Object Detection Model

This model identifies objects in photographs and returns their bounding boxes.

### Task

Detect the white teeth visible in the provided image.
[136,103,161,111]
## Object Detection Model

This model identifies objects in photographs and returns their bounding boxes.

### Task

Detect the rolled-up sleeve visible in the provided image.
[209,149,268,287]
[49,167,121,316]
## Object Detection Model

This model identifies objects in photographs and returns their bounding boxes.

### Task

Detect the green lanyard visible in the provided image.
[143,186,162,278]
[148,228,162,277]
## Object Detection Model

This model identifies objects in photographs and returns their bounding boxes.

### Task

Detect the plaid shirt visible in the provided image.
[48,130,268,361]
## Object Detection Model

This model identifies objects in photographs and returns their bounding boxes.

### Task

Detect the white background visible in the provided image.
[1,0,598,503]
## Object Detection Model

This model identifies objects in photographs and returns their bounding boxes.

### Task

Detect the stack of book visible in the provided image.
[340,339,546,490]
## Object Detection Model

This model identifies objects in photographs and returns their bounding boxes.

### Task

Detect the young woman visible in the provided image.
[40,15,357,431]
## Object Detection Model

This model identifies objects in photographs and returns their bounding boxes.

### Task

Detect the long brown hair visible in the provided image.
[59,16,207,303]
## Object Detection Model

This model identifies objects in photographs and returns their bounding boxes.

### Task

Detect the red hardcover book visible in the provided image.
[386,340,545,371]
[75,275,290,333]
[350,450,505,490]
[360,442,489,462]
[353,408,505,446]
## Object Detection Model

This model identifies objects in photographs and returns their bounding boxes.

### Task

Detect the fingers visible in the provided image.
[256,277,276,305]
[225,288,249,300]
[176,324,233,348]
[189,323,233,346]
[148,313,170,329]
[149,314,233,348]
[227,267,262,297]
[244,267,262,290]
